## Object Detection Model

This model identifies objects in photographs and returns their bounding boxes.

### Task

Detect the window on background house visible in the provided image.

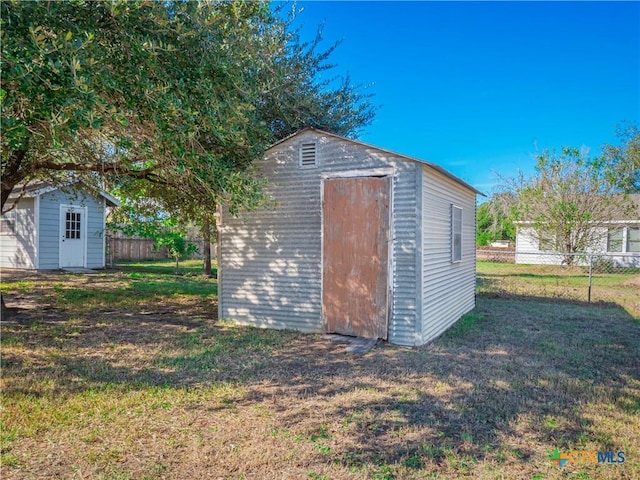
[607,228,623,253]
[628,227,640,253]
[539,234,556,252]
[451,205,462,262]
[1,210,16,235]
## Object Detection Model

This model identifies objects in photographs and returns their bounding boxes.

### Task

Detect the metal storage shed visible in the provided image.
[218,128,481,347]
[0,182,119,270]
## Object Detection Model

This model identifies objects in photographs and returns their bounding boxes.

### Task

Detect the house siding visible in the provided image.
[220,130,420,346]
[37,191,60,269]
[86,197,106,268]
[0,198,36,269]
[421,165,476,344]
[516,225,640,267]
[515,227,563,265]
[38,190,106,269]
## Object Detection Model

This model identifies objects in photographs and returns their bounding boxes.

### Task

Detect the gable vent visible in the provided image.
[299,142,317,167]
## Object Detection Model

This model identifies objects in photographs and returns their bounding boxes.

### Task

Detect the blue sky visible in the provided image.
[286,1,640,194]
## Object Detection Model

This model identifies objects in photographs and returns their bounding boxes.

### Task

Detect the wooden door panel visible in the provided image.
[322,177,390,339]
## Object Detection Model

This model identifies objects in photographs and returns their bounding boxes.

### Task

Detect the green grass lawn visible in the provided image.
[477,261,640,319]
[1,267,638,479]
[114,258,213,276]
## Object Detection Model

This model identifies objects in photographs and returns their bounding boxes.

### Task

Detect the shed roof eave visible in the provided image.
[7,181,120,207]
[266,127,485,196]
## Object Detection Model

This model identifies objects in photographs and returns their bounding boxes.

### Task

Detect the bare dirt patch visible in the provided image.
[623,275,640,288]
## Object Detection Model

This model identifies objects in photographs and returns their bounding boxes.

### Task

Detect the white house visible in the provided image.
[218,127,482,347]
[515,194,640,267]
[0,182,119,270]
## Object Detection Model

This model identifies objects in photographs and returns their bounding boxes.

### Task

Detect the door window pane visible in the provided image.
[65,211,81,239]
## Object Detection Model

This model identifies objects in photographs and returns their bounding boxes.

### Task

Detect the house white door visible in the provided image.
[59,205,86,268]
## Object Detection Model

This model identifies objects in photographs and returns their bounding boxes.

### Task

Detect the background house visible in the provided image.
[1,183,119,270]
[515,194,640,267]
[218,127,481,347]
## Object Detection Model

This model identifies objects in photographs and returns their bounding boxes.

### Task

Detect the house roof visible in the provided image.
[267,127,485,196]
[8,181,120,207]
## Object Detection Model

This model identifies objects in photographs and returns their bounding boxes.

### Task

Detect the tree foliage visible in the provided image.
[476,192,516,246]
[110,203,197,274]
[1,0,375,213]
[110,176,238,275]
[509,147,635,260]
[107,184,206,273]
[601,122,640,193]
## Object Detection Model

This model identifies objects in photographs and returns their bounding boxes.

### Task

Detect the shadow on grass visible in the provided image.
[237,294,639,469]
[3,283,639,473]
[54,277,218,303]
[477,280,624,310]
[113,264,218,277]
[0,269,218,313]
[477,270,640,319]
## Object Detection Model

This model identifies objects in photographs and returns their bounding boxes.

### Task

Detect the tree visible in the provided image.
[110,178,233,276]
[508,147,635,263]
[1,0,375,213]
[107,198,197,273]
[1,0,375,312]
[155,230,198,274]
[601,122,640,193]
[476,192,516,246]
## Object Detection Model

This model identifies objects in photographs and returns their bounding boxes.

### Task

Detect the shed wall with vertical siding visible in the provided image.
[38,190,107,269]
[0,198,37,269]
[219,128,478,347]
[219,130,420,346]
[420,165,477,344]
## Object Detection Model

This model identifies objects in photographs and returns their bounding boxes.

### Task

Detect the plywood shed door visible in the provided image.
[322,176,390,340]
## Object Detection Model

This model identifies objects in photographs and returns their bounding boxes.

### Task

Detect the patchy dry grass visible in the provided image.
[1,268,639,479]
[114,259,211,276]
[477,261,640,319]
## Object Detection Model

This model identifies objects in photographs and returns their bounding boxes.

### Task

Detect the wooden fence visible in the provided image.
[106,237,207,264]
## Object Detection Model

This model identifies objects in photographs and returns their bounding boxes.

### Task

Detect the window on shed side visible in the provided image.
[1,210,16,235]
[451,205,462,262]
[299,142,317,167]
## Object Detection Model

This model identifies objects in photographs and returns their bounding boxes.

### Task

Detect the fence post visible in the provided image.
[587,254,593,303]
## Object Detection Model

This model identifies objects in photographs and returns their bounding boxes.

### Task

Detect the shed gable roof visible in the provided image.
[8,181,120,207]
[267,127,484,196]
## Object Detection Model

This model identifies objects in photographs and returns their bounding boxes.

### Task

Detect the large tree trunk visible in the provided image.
[2,149,28,212]
[202,220,212,276]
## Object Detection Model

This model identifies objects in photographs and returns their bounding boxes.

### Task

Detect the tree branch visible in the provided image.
[32,160,161,181]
